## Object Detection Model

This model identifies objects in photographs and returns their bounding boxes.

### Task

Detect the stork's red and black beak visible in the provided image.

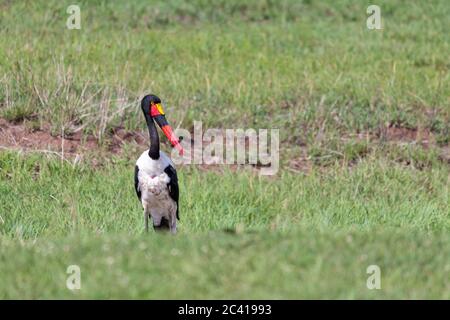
[150,102,184,156]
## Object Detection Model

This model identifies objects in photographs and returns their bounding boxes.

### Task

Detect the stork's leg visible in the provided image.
[143,203,150,233]
[145,211,149,232]
[169,213,177,235]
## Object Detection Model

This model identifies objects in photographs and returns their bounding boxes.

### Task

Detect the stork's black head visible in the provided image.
[140,94,184,156]
[141,94,161,114]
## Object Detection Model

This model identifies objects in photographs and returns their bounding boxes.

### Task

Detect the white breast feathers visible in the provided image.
[139,172,171,200]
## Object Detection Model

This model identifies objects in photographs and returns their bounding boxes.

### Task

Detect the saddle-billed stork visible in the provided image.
[134,94,184,234]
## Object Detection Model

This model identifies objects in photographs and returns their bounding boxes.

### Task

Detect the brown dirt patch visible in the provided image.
[377,125,434,147]
[438,145,450,164]
[107,126,147,153]
[0,118,448,171]
[0,118,148,158]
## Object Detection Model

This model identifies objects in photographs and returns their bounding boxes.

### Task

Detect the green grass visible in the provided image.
[0,152,448,238]
[0,1,449,299]
[1,230,449,299]
[0,152,448,298]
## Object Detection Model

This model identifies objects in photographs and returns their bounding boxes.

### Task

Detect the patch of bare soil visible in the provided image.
[0,119,147,158]
[0,118,448,171]
[377,124,449,164]
[287,147,312,174]
[439,145,450,164]
[108,126,147,153]
[289,124,449,171]
[377,125,435,147]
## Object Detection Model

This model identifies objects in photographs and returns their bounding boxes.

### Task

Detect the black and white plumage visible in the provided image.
[134,94,183,234]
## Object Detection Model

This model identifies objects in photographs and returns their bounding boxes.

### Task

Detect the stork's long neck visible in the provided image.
[146,116,160,160]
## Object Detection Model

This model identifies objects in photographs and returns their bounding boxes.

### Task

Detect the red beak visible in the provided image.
[161,125,184,156]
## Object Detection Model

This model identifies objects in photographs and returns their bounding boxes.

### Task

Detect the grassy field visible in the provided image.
[0,0,449,299]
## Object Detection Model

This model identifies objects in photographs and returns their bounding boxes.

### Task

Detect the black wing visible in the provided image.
[164,165,180,220]
[134,165,141,201]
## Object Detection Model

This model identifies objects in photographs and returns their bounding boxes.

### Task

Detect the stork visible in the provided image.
[134,94,184,234]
